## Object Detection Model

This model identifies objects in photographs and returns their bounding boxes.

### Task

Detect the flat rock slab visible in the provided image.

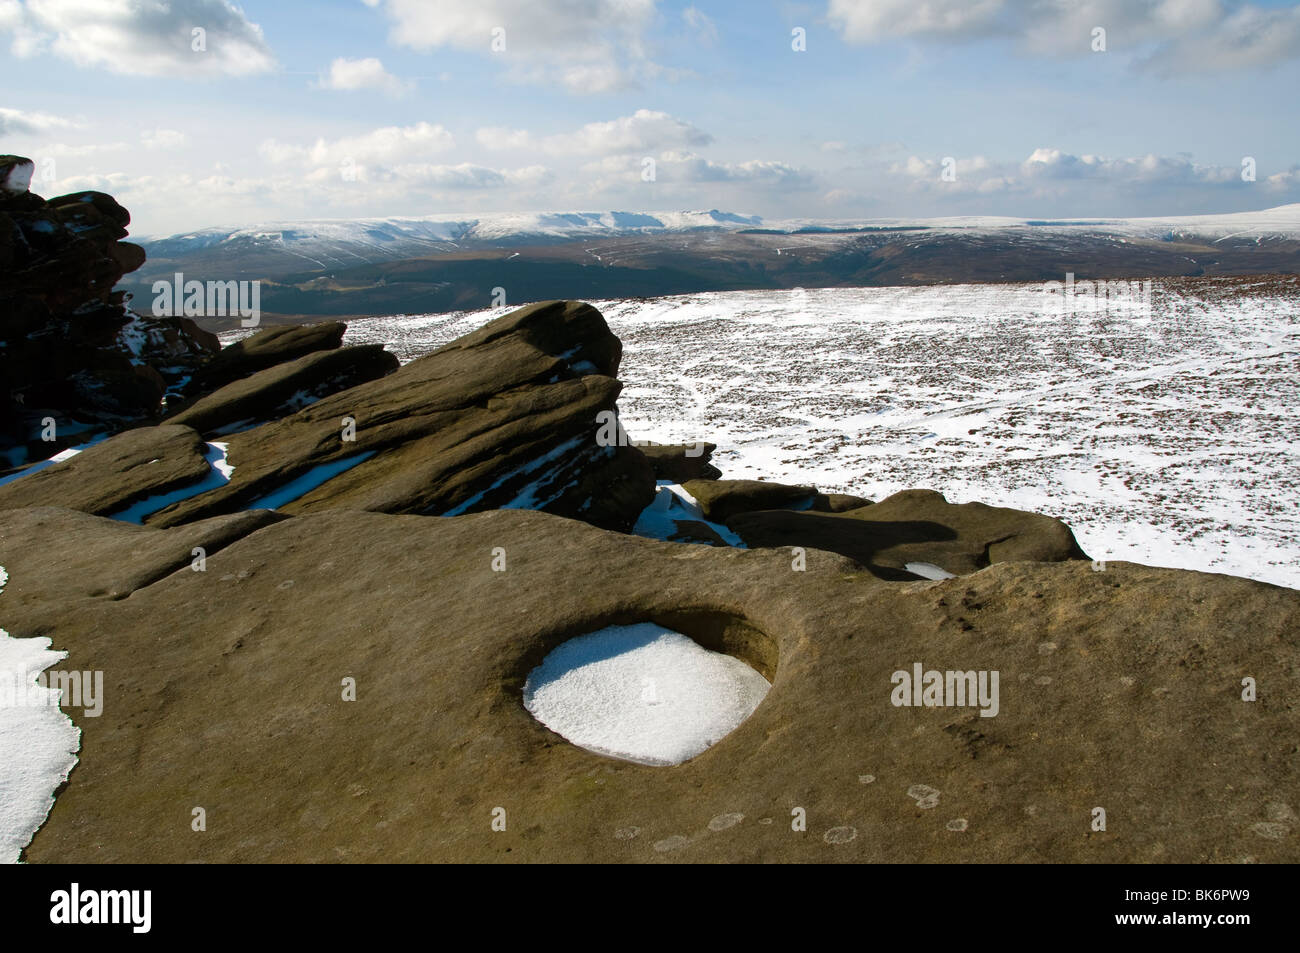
[148,301,655,532]
[167,345,399,435]
[640,443,721,483]
[729,488,1088,579]
[194,322,347,391]
[0,424,211,516]
[3,505,1295,863]
[682,478,819,522]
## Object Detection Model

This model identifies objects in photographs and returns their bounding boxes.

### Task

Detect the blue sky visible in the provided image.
[3,0,1299,235]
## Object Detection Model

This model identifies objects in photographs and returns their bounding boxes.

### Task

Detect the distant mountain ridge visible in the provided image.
[124,204,1300,330]
[140,203,1300,258]
[140,209,767,262]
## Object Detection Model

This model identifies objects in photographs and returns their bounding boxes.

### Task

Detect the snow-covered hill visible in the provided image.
[142,204,1300,268]
[139,209,766,264]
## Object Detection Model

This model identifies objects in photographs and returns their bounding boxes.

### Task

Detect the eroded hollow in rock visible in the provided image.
[522,614,776,766]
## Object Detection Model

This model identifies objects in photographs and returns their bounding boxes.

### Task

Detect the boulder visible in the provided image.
[812,492,873,513]
[192,322,348,391]
[0,161,218,457]
[681,478,819,522]
[0,424,212,517]
[639,442,722,482]
[5,505,1295,864]
[727,488,1089,579]
[166,345,399,435]
[137,301,654,533]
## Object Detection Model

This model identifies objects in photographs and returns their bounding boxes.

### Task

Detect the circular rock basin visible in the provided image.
[523,622,771,766]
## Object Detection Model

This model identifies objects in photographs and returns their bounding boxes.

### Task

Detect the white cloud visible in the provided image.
[476,110,713,158]
[1021,148,1238,185]
[683,6,718,45]
[828,0,1005,40]
[546,109,712,155]
[476,126,534,151]
[368,0,659,92]
[12,0,274,76]
[0,105,79,135]
[34,140,128,156]
[260,122,456,166]
[888,147,1252,198]
[141,128,187,150]
[657,151,815,186]
[319,56,410,96]
[827,0,1300,72]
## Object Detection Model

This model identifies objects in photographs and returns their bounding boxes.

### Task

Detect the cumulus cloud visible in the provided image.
[656,151,815,186]
[551,110,712,155]
[828,0,1004,40]
[260,122,456,166]
[889,147,1254,200]
[141,128,187,150]
[1021,147,1238,185]
[476,110,712,158]
[367,0,659,92]
[683,6,718,45]
[33,140,128,157]
[253,120,547,194]
[827,0,1300,72]
[0,105,79,135]
[476,126,533,151]
[319,56,410,96]
[8,0,275,76]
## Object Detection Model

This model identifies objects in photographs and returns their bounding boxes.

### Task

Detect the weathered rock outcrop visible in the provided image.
[144,300,655,531]
[682,478,820,521]
[0,156,218,465]
[727,488,1088,579]
[165,344,399,435]
[190,322,349,392]
[0,301,657,534]
[640,443,722,482]
[0,424,212,517]
[2,229,1292,868]
[4,505,1295,863]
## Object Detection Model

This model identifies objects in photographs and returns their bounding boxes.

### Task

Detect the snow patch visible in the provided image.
[905,562,958,581]
[108,441,235,523]
[633,482,747,547]
[523,622,770,766]
[246,451,376,510]
[0,564,82,864]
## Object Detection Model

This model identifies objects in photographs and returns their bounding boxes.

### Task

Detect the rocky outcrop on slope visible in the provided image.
[165,344,399,435]
[1,277,1295,865]
[0,424,214,516]
[639,442,722,482]
[2,300,658,533]
[143,300,656,531]
[0,156,221,465]
[190,321,349,392]
[726,488,1088,580]
[3,505,1295,863]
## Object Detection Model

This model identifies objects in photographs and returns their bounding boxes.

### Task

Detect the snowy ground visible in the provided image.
[337,278,1300,589]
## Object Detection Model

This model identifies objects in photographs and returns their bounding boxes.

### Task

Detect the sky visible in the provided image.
[2,0,1299,237]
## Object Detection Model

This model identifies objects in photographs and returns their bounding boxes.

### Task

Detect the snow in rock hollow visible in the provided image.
[523,623,771,766]
[338,279,1299,589]
[0,565,82,864]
